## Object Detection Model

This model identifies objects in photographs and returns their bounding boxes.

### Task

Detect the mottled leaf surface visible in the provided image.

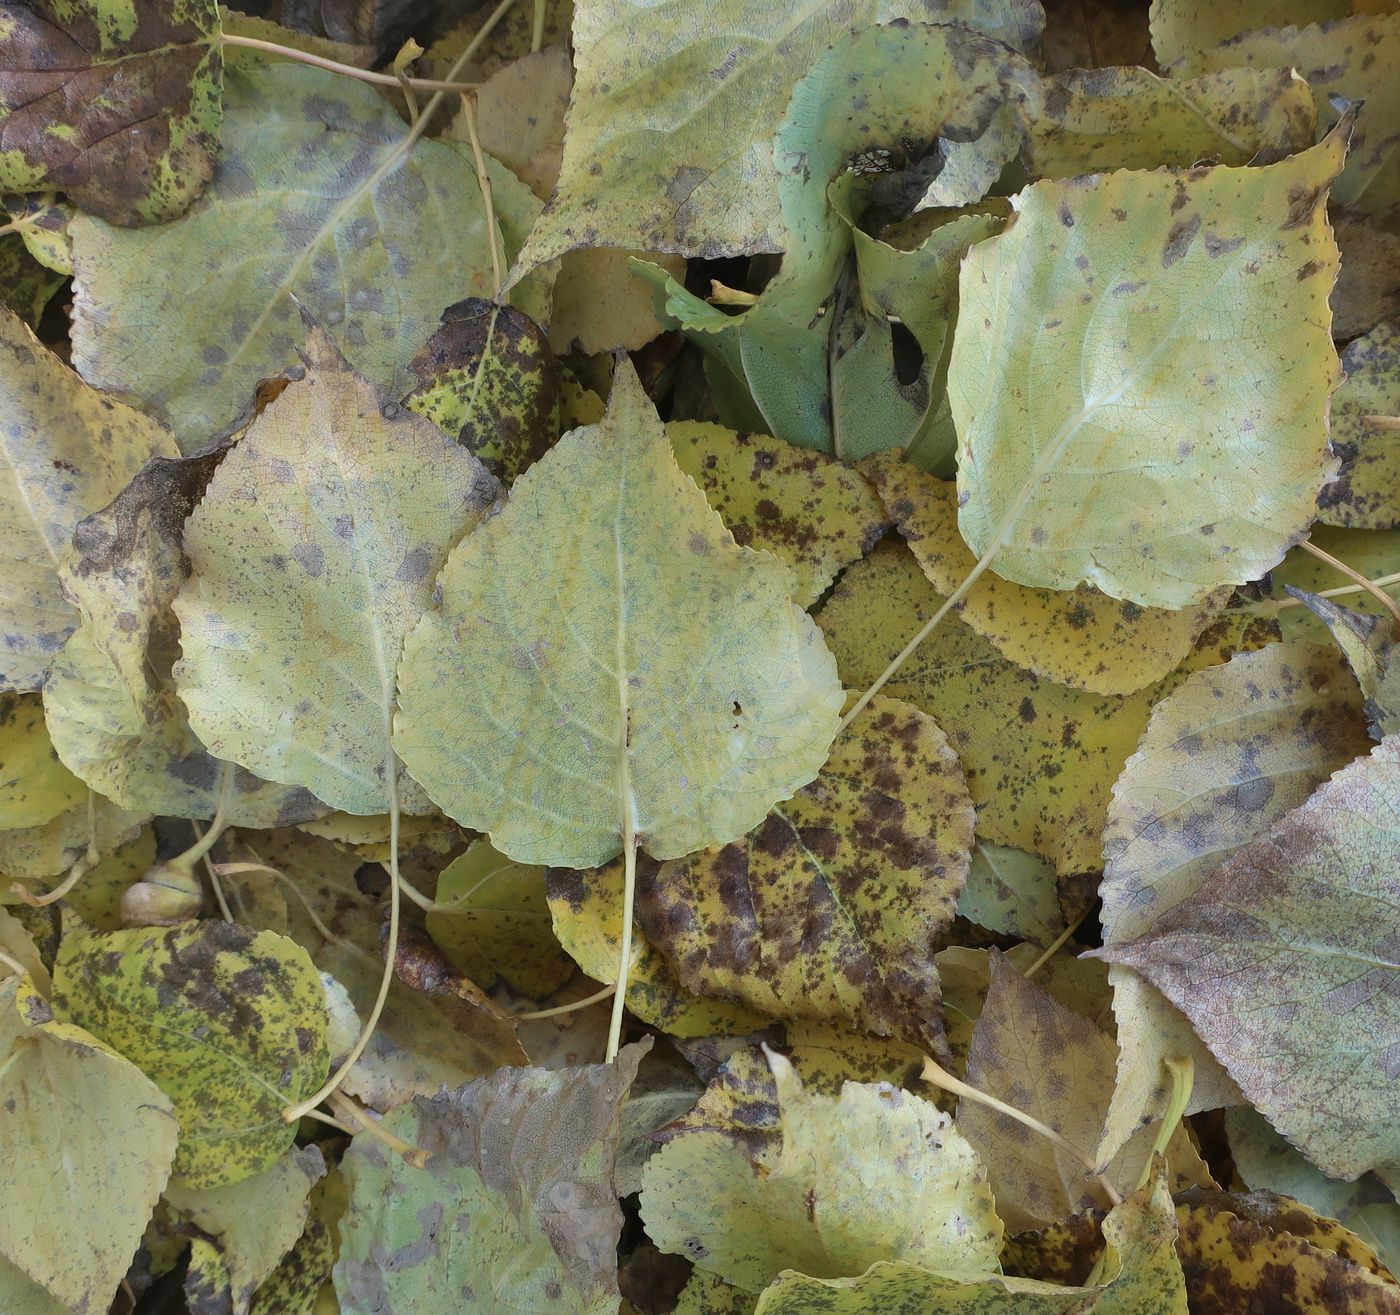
[952,128,1348,607]
[1289,590,1400,739]
[0,693,83,829]
[0,309,176,692]
[958,841,1063,945]
[1104,738,1400,1179]
[0,0,222,224]
[395,362,842,867]
[174,331,500,816]
[1320,319,1400,528]
[640,696,973,1049]
[53,918,329,1188]
[1096,641,1370,1166]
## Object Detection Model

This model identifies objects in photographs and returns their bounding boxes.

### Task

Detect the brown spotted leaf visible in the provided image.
[0,0,222,224]
[1096,640,1370,1168]
[1288,589,1400,739]
[172,327,501,816]
[1103,737,1400,1180]
[1319,319,1400,529]
[640,696,972,1051]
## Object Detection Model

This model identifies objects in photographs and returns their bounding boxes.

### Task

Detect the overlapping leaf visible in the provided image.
[1320,319,1400,529]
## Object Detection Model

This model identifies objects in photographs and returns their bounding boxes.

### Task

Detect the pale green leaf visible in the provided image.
[0,974,179,1314]
[1096,641,1371,1166]
[395,360,842,867]
[641,1056,1002,1293]
[0,308,176,692]
[952,126,1349,607]
[0,0,222,224]
[173,329,500,816]
[336,1045,648,1315]
[1104,736,1400,1179]
[1148,0,1355,68]
[641,696,974,1050]
[70,62,506,450]
[53,917,330,1188]
[958,842,1063,945]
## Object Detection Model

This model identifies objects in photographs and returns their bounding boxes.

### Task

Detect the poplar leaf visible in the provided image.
[1288,589,1400,738]
[1319,319,1400,529]
[394,361,843,867]
[952,126,1349,607]
[0,693,83,830]
[173,329,500,816]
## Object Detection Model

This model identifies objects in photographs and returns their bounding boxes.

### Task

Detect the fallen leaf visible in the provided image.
[1319,318,1400,528]
[0,693,83,829]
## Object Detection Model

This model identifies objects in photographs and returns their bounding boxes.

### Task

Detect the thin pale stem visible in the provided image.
[709,281,759,306]
[531,0,547,51]
[408,0,519,148]
[922,1056,1121,1207]
[0,949,29,978]
[174,763,235,871]
[457,91,504,296]
[15,792,99,906]
[606,840,637,1063]
[282,755,403,1123]
[1022,908,1091,980]
[218,33,480,93]
[1364,414,1400,432]
[1137,1056,1194,1190]
[1299,538,1400,632]
[327,1090,430,1167]
[218,860,356,953]
[1263,568,1400,612]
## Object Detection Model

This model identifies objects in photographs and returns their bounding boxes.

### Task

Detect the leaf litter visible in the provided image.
[0,1,1398,1313]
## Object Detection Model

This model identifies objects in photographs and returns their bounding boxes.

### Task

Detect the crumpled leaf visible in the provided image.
[1096,641,1370,1168]
[0,308,177,692]
[335,1044,649,1315]
[642,1055,1002,1294]
[404,297,563,484]
[53,916,329,1188]
[0,973,179,1314]
[547,855,768,1037]
[514,0,1042,270]
[43,451,324,827]
[865,452,1233,694]
[0,0,222,224]
[1170,15,1400,221]
[1319,319,1400,528]
[174,329,500,816]
[1102,736,1400,1180]
[752,1161,1186,1313]
[639,696,973,1050]
[1288,589,1400,738]
[957,841,1064,945]
[1024,65,1316,178]
[817,540,1277,873]
[0,693,83,829]
[70,61,510,449]
[165,1145,325,1315]
[952,124,1349,608]
[426,838,572,997]
[668,422,890,607]
[395,360,842,867]
[1175,1187,1400,1314]
[957,953,1211,1232]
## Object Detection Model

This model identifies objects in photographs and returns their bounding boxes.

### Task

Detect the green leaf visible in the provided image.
[641,1055,1003,1294]
[1148,0,1353,68]
[43,452,324,826]
[639,696,974,1050]
[753,1167,1186,1313]
[0,973,179,1314]
[951,125,1349,607]
[1103,736,1400,1180]
[958,841,1064,945]
[70,61,506,450]
[1024,66,1316,178]
[395,360,843,867]
[864,453,1233,694]
[53,917,330,1188]
[426,839,572,996]
[615,1048,704,1196]
[165,1145,325,1315]
[514,1,1042,270]
[403,297,563,485]
[1168,15,1400,221]
[1319,319,1400,529]
[1288,589,1400,738]
[335,1045,649,1315]
[668,422,890,608]
[248,1214,334,1315]
[0,234,64,329]
[0,693,83,829]
[816,540,1277,873]
[0,0,222,224]
[0,308,177,692]
[173,328,500,816]
[1096,641,1370,1168]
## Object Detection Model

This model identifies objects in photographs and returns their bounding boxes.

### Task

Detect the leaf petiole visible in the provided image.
[218,33,481,95]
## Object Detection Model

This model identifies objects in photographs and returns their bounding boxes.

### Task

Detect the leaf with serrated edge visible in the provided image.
[641,1055,1002,1294]
[53,917,329,1188]
[173,329,500,816]
[952,125,1348,607]
[640,696,973,1050]
[1104,737,1400,1179]
[395,360,842,867]
[0,974,179,1314]
[1096,642,1370,1168]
